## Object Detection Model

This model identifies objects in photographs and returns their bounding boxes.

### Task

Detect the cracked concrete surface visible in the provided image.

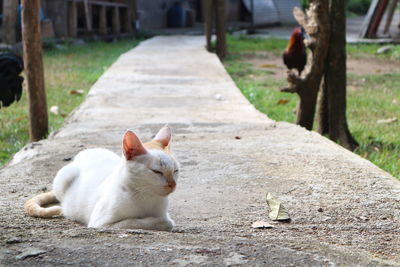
[1,36,400,266]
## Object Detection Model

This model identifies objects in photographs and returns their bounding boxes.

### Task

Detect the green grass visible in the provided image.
[348,73,400,177]
[0,39,141,167]
[227,35,287,55]
[347,44,400,60]
[225,61,297,122]
[224,35,400,179]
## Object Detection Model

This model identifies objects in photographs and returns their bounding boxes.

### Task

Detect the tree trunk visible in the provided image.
[204,0,226,60]
[2,0,19,44]
[322,0,358,150]
[281,1,330,130]
[317,78,329,135]
[297,89,319,130]
[21,0,49,141]
[215,0,227,60]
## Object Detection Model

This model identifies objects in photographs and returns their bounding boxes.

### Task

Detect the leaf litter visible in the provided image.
[266,192,291,222]
[251,221,274,229]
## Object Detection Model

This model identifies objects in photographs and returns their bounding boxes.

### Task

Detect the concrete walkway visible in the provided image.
[1,36,400,266]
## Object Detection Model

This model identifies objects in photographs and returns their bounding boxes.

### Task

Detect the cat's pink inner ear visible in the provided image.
[153,126,172,148]
[123,131,147,160]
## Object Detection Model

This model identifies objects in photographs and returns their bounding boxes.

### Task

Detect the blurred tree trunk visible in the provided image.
[317,79,329,135]
[283,0,358,150]
[215,0,227,59]
[204,0,227,60]
[318,0,358,150]
[22,0,49,141]
[204,0,214,51]
[2,0,19,44]
[281,1,330,130]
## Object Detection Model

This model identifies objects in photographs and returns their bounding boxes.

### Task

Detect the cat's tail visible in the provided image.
[24,191,62,217]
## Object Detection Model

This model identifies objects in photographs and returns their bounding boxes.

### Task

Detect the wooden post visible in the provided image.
[120,7,132,33]
[99,5,107,35]
[204,0,214,51]
[21,0,48,141]
[367,0,389,37]
[383,0,399,34]
[215,0,227,60]
[131,0,137,33]
[204,0,226,59]
[124,8,133,33]
[248,0,255,34]
[68,0,78,37]
[83,0,93,31]
[112,6,121,34]
[2,0,19,44]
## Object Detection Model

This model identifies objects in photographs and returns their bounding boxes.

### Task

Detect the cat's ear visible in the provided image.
[153,126,172,149]
[123,130,147,160]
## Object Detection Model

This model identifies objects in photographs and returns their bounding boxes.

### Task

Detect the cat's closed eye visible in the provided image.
[151,170,163,175]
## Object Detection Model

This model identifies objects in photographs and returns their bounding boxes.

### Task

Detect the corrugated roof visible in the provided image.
[242,0,280,25]
[242,0,300,25]
[273,0,301,24]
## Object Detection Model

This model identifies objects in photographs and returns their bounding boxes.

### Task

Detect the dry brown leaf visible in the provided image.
[15,117,24,122]
[260,63,278,69]
[251,221,274,229]
[68,89,84,95]
[277,99,289,105]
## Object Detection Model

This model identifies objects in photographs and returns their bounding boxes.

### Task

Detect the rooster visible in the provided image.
[283,27,307,76]
[0,52,24,108]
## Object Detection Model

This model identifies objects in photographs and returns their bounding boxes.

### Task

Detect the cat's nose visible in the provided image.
[167,180,176,190]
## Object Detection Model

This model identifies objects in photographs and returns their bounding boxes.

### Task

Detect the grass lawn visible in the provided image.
[224,34,400,179]
[0,39,141,167]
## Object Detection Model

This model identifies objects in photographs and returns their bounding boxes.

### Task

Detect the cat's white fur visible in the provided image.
[52,126,179,231]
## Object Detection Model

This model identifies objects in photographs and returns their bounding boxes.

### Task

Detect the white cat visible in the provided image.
[25,126,179,231]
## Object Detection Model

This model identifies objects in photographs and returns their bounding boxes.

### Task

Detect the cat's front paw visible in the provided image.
[157,218,174,232]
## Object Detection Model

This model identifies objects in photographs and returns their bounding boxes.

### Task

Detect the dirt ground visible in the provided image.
[1,36,400,266]
[244,52,400,80]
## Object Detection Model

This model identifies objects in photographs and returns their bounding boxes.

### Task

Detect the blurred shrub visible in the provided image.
[347,0,372,15]
[301,0,309,10]
[300,0,371,15]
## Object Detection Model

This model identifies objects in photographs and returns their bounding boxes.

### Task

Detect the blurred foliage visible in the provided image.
[301,0,372,15]
[347,0,372,15]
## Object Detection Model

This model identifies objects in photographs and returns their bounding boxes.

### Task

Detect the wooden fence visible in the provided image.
[67,0,133,37]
